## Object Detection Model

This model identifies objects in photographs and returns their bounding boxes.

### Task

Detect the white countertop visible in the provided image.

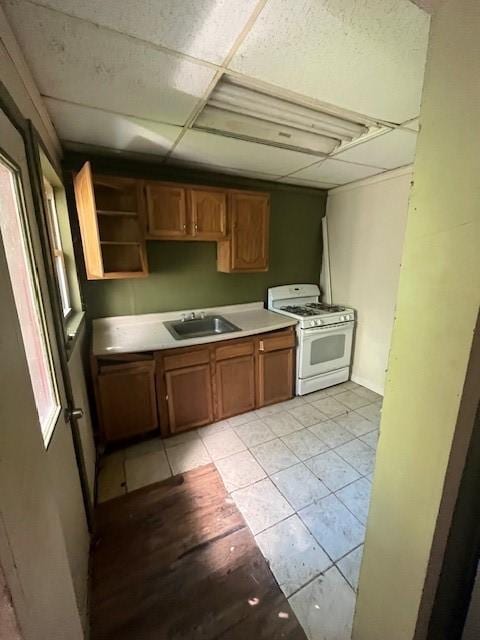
[92,302,297,356]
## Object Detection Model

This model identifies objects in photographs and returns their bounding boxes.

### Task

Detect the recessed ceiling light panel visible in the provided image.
[193,77,373,157]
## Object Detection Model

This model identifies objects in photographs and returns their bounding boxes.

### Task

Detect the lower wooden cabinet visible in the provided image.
[93,327,295,443]
[95,360,158,442]
[257,330,296,406]
[216,354,256,420]
[165,364,214,433]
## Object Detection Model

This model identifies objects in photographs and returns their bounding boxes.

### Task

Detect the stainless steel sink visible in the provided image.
[164,315,241,340]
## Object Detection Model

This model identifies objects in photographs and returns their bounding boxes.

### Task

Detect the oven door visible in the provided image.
[298,321,354,379]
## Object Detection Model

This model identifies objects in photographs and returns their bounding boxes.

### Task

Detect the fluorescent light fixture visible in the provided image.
[194,77,371,156]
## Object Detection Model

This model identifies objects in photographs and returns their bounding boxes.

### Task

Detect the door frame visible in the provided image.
[0,81,93,529]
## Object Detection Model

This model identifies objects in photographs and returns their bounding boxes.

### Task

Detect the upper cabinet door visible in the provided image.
[230,191,270,271]
[190,189,227,240]
[73,161,103,279]
[145,183,188,238]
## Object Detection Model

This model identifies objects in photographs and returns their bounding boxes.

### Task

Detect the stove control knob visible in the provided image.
[340,315,345,321]
[346,314,351,321]
[317,319,323,326]
[309,320,315,327]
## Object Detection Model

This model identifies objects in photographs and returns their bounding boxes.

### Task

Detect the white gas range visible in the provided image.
[268,284,355,395]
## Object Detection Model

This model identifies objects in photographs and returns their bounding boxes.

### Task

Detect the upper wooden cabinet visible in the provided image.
[73,162,148,280]
[190,188,227,240]
[145,182,227,241]
[145,182,187,238]
[73,164,270,277]
[217,191,270,272]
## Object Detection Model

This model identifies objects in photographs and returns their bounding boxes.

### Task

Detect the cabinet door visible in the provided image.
[97,362,158,442]
[231,191,269,271]
[216,354,255,420]
[145,183,187,238]
[190,189,227,240]
[165,364,213,432]
[258,348,294,407]
[73,161,103,278]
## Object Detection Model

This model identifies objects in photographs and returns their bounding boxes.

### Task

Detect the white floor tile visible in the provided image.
[255,515,331,597]
[163,430,200,449]
[308,420,355,448]
[299,494,365,561]
[97,452,126,503]
[251,438,299,475]
[288,566,356,640]
[196,420,231,439]
[203,430,246,460]
[335,390,370,410]
[263,411,304,436]
[310,396,348,418]
[255,403,284,418]
[125,449,171,492]
[305,450,360,491]
[289,404,328,427]
[334,411,377,437]
[356,402,381,424]
[337,545,363,591]
[360,429,379,450]
[335,439,376,476]
[215,449,266,492]
[227,410,258,428]
[276,396,307,410]
[281,429,328,461]
[166,439,212,474]
[352,386,382,403]
[272,463,330,511]
[124,437,164,460]
[234,419,276,448]
[232,478,294,534]
[335,477,372,524]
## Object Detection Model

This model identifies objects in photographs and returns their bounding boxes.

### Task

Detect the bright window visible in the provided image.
[43,179,72,318]
[0,155,60,445]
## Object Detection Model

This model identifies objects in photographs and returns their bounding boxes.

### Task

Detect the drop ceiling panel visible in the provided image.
[171,130,319,176]
[333,128,417,169]
[279,177,338,189]
[45,98,182,156]
[230,0,430,122]
[290,159,384,185]
[31,0,260,64]
[3,1,216,124]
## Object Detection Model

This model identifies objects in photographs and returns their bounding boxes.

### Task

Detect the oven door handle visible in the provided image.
[301,320,354,338]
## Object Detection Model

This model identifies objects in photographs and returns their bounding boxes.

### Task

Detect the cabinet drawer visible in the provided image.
[215,340,254,361]
[162,348,210,371]
[258,331,296,353]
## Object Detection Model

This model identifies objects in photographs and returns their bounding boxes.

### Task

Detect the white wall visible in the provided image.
[326,167,412,393]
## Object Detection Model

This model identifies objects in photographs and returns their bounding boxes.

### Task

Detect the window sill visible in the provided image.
[66,310,85,357]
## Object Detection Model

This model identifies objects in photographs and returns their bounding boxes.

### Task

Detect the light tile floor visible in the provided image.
[97,380,382,640]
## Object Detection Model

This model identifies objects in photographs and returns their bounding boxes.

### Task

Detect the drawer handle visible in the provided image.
[259,340,264,352]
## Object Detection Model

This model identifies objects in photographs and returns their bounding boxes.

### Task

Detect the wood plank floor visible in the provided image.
[91,463,307,640]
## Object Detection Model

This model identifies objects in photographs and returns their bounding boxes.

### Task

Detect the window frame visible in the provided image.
[43,178,73,320]
[0,152,61,446]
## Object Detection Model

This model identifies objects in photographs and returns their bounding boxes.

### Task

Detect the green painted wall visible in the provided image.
[64,154,326,319]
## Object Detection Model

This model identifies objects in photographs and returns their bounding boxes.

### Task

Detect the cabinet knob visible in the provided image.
[194,223,198,232]
[259,340,264,352]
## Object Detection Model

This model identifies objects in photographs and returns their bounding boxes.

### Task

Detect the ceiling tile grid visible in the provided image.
[28,0,261,64]
[3,0,216,124]
[229,0,430,123]
[333,128,418,169]
[2,0,430,188]
[45,98,182,156]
